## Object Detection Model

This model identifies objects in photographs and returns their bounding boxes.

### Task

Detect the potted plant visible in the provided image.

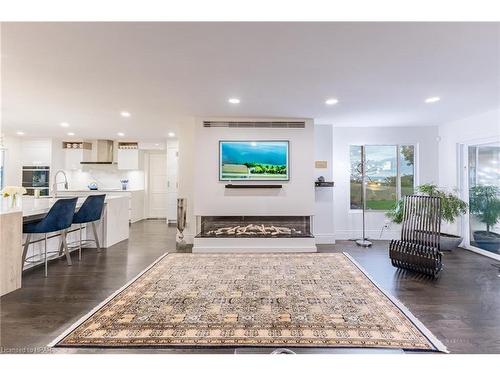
[386,184,468,251]
[469,185,500,253]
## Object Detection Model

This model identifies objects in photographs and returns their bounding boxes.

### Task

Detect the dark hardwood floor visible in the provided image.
[1,220,499,354]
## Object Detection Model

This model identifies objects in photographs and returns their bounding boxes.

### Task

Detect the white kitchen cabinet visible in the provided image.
[117,149,140,170]
[64,149,91,170]
[21,139,51,166]
[129,190,145,223]
[138,142,165,150]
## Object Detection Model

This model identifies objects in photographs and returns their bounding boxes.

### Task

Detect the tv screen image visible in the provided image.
[219,141,289,181]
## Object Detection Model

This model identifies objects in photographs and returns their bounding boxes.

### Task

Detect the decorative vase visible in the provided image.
[9,194,20,209]
[176,198,188,250]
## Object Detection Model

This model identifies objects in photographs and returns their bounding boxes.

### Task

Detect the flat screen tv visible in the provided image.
[219,141,289,181]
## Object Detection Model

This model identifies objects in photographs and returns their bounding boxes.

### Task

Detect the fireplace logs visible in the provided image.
[207,224,302,237]
[198,216,312,238]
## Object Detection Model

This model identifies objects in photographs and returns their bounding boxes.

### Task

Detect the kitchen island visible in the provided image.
[0,195,129,296]
[57,189,145,223]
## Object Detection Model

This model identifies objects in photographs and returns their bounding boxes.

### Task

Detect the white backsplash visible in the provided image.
[66,164,145,190]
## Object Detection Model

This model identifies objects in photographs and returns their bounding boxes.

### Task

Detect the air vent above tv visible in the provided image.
[203,121,305,129]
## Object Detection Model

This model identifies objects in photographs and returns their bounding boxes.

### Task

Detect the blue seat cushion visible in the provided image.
[23,197,78,234]
[72,194,106,224]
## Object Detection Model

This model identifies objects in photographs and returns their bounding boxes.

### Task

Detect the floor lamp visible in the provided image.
[355,146,372,247]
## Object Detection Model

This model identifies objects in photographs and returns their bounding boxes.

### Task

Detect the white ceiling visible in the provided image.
[1,22,499,140]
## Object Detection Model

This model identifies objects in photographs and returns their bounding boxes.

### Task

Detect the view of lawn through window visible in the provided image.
[350,144,415,210]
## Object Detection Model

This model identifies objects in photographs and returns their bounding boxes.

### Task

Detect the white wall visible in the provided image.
[438,108,500,235]
[332,125,440,240]
[177,119,196,242]
[314,124,334,243]
[175,118,315,243]
[193,118,314,217]
[2,135,22,186]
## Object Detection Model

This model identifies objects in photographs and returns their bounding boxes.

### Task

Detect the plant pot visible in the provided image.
[472,231,500,253]
[439,233,463,251]
[414,230,463,251]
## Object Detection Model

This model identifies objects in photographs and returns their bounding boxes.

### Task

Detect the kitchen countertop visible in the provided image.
[0,195,129,218]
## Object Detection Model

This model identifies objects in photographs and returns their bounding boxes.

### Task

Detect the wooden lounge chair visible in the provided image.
[389,195,443,277]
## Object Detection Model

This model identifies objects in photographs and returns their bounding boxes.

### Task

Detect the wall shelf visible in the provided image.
[225,184,282,189]
[118,142,139,150]
[62,141,92,150]
[315,181,334,187]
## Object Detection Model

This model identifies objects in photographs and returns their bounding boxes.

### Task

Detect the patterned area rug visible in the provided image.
[52,253,446,352]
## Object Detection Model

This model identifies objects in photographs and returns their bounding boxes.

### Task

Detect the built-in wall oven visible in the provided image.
[22,166,50,196]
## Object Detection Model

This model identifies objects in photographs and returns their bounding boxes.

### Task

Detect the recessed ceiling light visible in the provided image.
[117,132,125,137]
[425,96,441,103]
[325,98,339,105]
[120,111,131,117]
[60,122,70,127]
[16,131,25,136]
[67,132,75,136]
[228,98,240,104]
[168,132,176,137]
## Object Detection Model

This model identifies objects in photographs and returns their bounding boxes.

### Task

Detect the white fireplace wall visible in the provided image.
[193,118,315,220]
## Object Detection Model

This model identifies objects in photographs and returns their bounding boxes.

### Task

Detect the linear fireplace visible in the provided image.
[197,216,312,238]
[193,215,316,253]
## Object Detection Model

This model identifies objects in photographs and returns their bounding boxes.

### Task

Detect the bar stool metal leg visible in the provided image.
[61,230,72,266]
[58,236,64,257]
[21,234,32,272]
[91,222,101,251]
[79,223,82,260]
[44,233,48,277]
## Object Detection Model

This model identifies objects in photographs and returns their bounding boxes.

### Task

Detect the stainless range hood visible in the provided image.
[80,140,114,164]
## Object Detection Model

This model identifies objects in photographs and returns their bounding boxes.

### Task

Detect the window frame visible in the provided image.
[349,143,418,212]
[0,148,5,190]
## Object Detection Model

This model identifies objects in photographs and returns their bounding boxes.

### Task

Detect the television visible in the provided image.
[219,141,289,181]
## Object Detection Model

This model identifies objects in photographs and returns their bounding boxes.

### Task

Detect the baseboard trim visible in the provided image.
[335,230,400,241]
[314,234,336,244]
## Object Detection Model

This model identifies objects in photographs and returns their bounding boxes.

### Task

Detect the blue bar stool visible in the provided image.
[22,197,78,277]
[71,194,106,260]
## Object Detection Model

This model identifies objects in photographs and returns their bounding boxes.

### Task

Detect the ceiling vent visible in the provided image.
[203,121,305,129]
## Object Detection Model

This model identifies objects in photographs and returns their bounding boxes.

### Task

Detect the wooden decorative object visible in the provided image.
[315,160,328,168]
[389,195,443,277]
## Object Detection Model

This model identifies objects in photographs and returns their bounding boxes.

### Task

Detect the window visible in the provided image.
[350,144,415,210]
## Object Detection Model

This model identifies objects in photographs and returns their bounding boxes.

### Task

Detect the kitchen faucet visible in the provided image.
[52,170,69,197]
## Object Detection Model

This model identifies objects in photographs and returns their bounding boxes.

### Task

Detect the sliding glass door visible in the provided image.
[466,142,500,257]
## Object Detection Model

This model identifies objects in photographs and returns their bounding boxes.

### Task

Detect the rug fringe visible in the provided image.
[342,252,449,354]
[47,252,170,348]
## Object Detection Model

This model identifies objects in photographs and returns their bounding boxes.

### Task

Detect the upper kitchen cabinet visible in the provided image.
[117,142,142,170]
[21,139,51,166]
[63,141,92,170]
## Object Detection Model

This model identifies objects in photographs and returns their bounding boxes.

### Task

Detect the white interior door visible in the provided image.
[166,144,179,223]
[148,152,168,218]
